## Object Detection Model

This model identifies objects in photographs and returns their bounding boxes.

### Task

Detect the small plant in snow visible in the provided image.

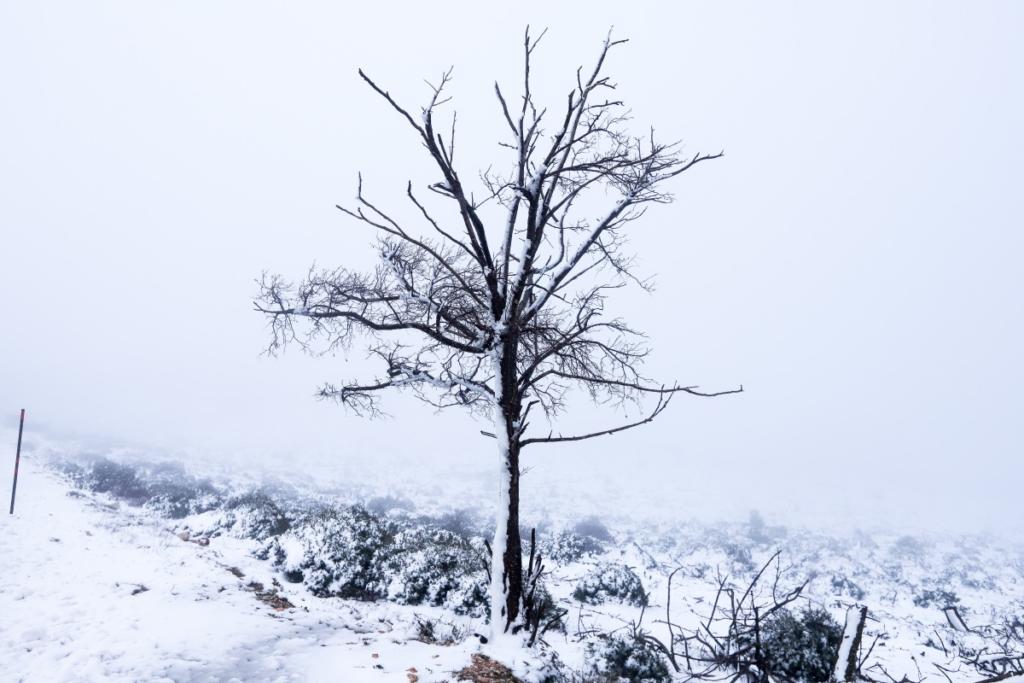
[572,563,647,607]
[412,615,468,646]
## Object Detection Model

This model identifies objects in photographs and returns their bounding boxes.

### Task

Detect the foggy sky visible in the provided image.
[1,2,1021,535]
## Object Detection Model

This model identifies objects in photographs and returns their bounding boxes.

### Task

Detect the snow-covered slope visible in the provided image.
[1,457,486,682]
[3,444,1023,683]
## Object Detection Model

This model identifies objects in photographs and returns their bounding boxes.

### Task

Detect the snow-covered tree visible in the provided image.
[256,29,739,641]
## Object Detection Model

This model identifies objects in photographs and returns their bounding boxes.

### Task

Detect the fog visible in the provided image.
[1,2,1021,536]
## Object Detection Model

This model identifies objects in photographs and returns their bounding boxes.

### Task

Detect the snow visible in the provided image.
[524,164,547,197]
[0,457,482,682]
[488,344,512,643]
[832,606,862,682]
[3,437,1024,682]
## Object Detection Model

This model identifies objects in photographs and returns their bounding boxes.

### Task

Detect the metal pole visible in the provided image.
[9,409,25,514]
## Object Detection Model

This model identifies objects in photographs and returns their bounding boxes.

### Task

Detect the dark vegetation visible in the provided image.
[572,563,648,608]
[55,457,513,619]
[57,457,222,518]
[52,456,1023,682]
[586,632,672,682]
[755,607,844,683]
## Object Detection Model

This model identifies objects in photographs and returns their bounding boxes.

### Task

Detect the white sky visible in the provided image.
[1,2,1021,535]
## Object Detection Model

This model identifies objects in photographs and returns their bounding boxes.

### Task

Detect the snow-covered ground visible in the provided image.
[1,457,483,682]
[2,436,1023,683]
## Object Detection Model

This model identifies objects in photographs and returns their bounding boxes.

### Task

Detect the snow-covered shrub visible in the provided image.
[142,464,222,519]
[585,633,671,682]
[389,527,487,616]
[541,530,605,565]
[59,457,222,518]
[913,587,959,608]
[573,563,647,607]
[222,490,292,541]
[756,607,843,683]
[264,505,488,611]
[268,504,398,600]
[52,458,88,485]
[83,458,150,504]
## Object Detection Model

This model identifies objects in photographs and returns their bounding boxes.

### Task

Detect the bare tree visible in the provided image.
[255,28,740,640]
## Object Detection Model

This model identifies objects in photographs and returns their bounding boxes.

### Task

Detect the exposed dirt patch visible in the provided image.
[455,654,522,682]
[245,580,294,611]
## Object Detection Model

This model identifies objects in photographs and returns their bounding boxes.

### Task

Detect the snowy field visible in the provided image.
[2,434,1023,682]
[2,455,484,682]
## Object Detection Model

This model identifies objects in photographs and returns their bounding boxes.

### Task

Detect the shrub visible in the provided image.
[541,530,605,565]
[389,527,487,616]
[412,615,467,646]
[60,457,222,518]
[913,588,960,608]
[143,473,222,519]
[265,506,489,612]
[757,607,843,683]
[585,633,671,683]
[86,458,150,504]
[269,505,398,600]
[223,490,292,540]
[573,563,647,607]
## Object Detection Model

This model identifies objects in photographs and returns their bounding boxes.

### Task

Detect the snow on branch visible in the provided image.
[257,26,735,437]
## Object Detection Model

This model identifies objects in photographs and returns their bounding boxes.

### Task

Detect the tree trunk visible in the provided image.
[832,605,868,683]
[502,437,523,626]
[489,336,524,637]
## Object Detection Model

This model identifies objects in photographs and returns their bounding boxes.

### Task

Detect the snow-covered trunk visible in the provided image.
[831,605,868,683]
[489,335,523,639]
